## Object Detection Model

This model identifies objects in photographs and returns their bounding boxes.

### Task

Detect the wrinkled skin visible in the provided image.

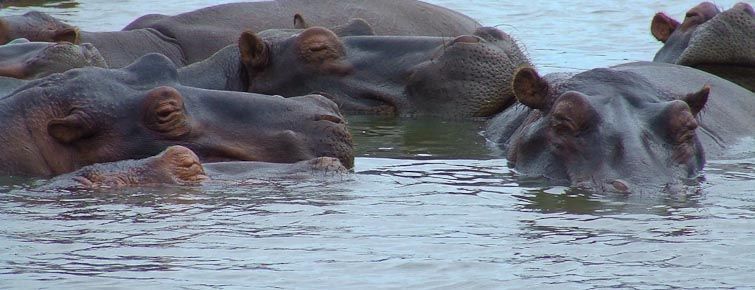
[0,53,353,178]
[0,11,78,44]
[121,0,481,61]
[485,62,755,193]
[41,145,347,190]
[180,26,530,118]
[651,2,755,91]
[0,38,107,79]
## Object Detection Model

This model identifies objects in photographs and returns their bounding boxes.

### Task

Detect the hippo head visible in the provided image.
[504,67,709,193]
[238,26,530,118]
[0,11,78,44]
[1,53,353,177]
[652,2,754,66]
[0,40,107,79]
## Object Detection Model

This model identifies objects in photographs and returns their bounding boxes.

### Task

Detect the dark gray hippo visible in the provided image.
[0,38,107,79]
[121,0,481,60]
[1,0,479,66]
[651,2,755,91]
[179,26,530,118]
[485,62,755,193]
[0,53,353,178]
[40,145,347,190]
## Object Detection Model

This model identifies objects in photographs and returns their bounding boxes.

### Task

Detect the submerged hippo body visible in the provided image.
[42,145,347,190]
[485,62,755,192]
[0,38,107,79]
[122,0,481,61]
[179,26,530,118]
[0,53,353,178]
[651,2,755,91]
[2,0,479,66]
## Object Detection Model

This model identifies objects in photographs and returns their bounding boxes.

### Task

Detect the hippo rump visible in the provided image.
[1,0,479,66]
[179,26,530,118]
[485,61,755,193]
[0,53,353,178]
[0,38,107,79]
[651,2,754,91]
[39,145,348,190]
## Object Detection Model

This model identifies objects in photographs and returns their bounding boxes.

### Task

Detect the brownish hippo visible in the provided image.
[485,62,755,193]
[651,2,754,91]
[40,145,347,190]
[0,53,353,178]
[179,26,530,118]
[0,38,107,79]
[1,1,480,66]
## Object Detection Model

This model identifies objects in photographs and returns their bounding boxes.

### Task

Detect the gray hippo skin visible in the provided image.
[651,2,755,91]
[0,38,107,79]
[0,53,353,178]
[179,26,530,118]
[1,0,478,66]
[485,62,755,193]
[121,0,481,61]
[41,145,347,190]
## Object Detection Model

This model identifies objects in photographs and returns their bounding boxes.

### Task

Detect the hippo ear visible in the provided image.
[683,85,710,116]
[48,111,97,144]
[332,18,375,36]
[651,13,680,42]
[293,13,309,29]
[512,67,551,110]
[239,30,270,69]
[142,86,190,139]
[52,27,80,44]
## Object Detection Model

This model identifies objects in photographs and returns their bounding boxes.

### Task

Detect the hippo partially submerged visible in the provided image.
[651,2,754,91]
[41,145,348,190]
[179,26,530,118]
[0,53,353,177]
[486,62,755,192]
[1,0,480,66]
[0,38,107,79]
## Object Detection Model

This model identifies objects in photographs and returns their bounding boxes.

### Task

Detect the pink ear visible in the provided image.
[512,66,551,110]
[238,30,269,69]
[651,12,680,43]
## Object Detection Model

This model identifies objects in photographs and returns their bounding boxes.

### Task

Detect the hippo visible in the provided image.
[178,26,530,118]
[485,61,755,193]
[0,53,353,178]
[1,0,479,66]
[121,0,481,59]
[651,2,755,91]
[0,38,107,79]
[39,145,348,190]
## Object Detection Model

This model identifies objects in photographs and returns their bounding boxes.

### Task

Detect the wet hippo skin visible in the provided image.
[0,53,354,178]
[485,62,755,193]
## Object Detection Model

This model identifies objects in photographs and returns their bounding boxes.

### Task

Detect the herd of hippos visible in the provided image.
[0,0,753,193]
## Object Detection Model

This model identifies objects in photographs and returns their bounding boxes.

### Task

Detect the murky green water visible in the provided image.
[1,1,753,289]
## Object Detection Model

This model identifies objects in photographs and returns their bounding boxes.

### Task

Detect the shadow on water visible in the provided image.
[0,0,77,9]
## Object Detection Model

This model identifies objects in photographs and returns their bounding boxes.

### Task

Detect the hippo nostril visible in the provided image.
[316,114,344,124]
[450,35,482,45]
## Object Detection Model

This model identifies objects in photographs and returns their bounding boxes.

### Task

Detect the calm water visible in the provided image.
[1,1,754,289]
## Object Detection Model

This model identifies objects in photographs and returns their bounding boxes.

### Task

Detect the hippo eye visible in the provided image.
[551,115,579,136]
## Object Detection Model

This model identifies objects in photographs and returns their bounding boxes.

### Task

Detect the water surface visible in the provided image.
[1,0,753,289]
